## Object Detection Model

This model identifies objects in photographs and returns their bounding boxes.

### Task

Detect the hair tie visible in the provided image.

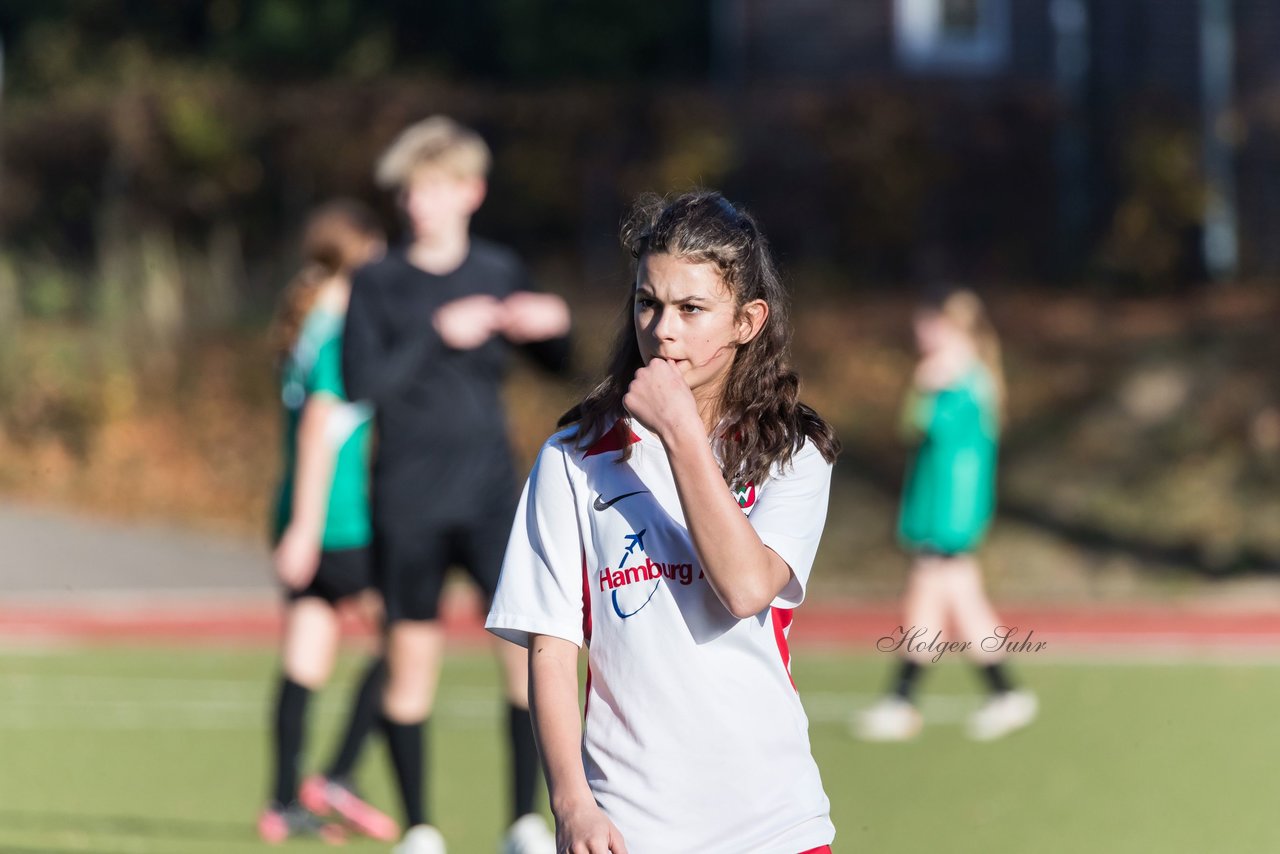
[712,195,738,219]
[711,195,754,235]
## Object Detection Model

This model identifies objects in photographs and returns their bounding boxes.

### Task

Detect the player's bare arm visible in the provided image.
[528,634,628,854]
[623,358,792,620]
[274,394,340,589]
[432,293,504,350]
[500,291,571,344]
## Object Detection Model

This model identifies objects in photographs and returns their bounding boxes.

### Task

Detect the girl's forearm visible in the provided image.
[529,634,596,814]
[662,429,791,619]
[290,396,339,538]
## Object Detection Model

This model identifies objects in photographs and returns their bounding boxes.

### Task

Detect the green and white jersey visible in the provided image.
[896,361,999,554]
[273,305,373,551]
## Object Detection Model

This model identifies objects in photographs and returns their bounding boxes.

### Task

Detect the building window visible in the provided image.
[894,0,1011,74]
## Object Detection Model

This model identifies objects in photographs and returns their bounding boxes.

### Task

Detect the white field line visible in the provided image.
[0,673,503,731]
[8,646,1280,731]
[0,673,957,729]
[802,692,978,724]
[0,693,942,730]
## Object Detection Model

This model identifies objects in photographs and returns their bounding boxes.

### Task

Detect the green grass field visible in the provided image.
[1,645,1276,854]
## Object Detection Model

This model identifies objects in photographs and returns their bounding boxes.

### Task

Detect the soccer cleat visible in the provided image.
[852,696,924,742]
[501,813,556,854]
[394,824,447,854]
[257,801,346,845]
[300,774,400,842]
[967,690,1038,741]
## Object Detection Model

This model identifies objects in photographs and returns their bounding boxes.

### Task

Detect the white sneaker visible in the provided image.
[394,824,447,854]
[852,696,923,742]
[967,690,1038,741]
[501,813,556,854]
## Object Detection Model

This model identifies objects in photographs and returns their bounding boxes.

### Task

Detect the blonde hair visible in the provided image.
[271,200,383,364]
[937,289,1007,421]
[374,116,492,189]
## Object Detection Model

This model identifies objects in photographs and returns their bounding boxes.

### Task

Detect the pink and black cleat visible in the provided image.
[300,775,400,842]
[257,801,346,845]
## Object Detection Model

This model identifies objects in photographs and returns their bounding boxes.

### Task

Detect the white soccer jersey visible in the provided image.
[487,418,836,854]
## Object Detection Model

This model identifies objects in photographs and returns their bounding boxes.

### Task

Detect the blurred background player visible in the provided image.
[342,117,571,854]
[261,200,400,842]
[855,288,1037,742]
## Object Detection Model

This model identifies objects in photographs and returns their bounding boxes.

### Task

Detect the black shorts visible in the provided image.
[286,547,375,604]
[374,503,516,623]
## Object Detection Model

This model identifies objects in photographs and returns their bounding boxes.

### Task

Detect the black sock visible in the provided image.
[979,662,1015,695]
[383,716,427,828]
[892,659,924,703]
[272,677,311,806]
[508,704,540,822]
[325,657,387,783]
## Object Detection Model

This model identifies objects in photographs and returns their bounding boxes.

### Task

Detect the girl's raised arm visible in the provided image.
[624,358,830,619]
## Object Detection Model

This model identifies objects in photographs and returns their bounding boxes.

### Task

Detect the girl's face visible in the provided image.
[913,309,968,359]
[634,253,766,400]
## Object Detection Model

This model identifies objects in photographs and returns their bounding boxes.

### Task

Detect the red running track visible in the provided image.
[4,592,1280,653]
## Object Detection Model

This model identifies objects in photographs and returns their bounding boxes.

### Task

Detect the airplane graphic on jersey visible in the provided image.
[602,528,699,620]
[620,530,646,562]
[610,529,655,619]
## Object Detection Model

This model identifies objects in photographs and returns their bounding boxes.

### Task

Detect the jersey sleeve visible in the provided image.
[927,386,978,441]
[486,437,586,648]
[307,332,347,401]
[749,441,834,608]
[919,363,1002,444]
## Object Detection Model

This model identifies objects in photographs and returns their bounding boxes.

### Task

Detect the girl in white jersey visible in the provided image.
[487,191,841,854]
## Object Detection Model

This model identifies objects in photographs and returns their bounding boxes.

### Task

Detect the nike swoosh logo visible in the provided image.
[593,490,648,511]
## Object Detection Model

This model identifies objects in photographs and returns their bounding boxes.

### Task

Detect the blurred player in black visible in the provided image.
[343,117,569,854]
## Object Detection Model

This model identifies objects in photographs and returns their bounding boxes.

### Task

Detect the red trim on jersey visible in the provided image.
[771,607,797,691]
[581,548,592,645]
[582,548,593,719]
[798,847,832,853]
[584,419,641,457]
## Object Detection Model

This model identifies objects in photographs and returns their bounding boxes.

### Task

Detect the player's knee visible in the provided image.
[283,657,332,690]
[382,680,431,721]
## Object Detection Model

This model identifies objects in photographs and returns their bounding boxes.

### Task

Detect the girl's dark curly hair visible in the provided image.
[560,190,839,488]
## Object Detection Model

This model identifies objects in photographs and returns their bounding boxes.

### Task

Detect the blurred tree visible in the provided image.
[0,1,710,90]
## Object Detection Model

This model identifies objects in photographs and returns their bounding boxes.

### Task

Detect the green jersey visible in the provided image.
[896,362,999,554]
[273,306,372,550]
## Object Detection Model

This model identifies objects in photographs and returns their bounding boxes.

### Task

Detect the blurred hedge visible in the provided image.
[2,67,1076,307]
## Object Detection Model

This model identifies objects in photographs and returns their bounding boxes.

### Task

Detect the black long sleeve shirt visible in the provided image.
[342,240,571,516]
